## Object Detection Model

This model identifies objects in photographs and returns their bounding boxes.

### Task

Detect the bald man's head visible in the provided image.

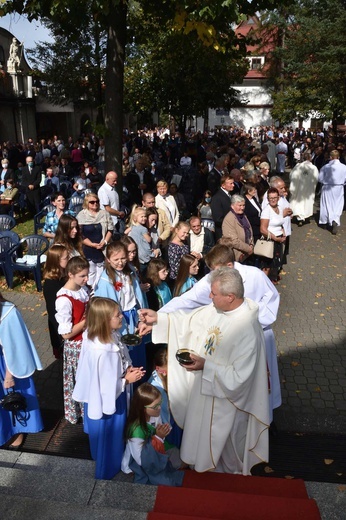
[105,171,118,187]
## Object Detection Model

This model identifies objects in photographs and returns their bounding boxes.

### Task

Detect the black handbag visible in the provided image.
[0,388,27,426]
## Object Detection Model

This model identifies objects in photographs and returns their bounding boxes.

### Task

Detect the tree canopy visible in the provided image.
[258,0,346,128]
[1,0,277,172]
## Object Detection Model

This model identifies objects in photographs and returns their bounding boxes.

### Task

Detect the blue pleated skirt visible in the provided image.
[122,308,146,370]
[83,391,127,480]
[0,352,43,446]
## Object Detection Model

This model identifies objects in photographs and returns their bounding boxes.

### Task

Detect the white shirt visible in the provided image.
[180,156,192,167]
[189,228,205,255]
[260,205,285,236]
[98,181,120,225]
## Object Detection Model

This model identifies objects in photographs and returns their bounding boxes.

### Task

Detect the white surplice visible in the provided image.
[318,159,346,226]
[153,299,270,475]
[289,160,319,220]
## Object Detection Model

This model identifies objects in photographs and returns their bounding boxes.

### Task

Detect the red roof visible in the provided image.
[235,15,276,79]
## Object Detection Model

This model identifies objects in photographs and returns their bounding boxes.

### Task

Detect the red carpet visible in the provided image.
[147,471,321,520]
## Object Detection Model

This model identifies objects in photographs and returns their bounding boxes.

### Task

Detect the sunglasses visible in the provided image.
[89,200,99,205]
[144,399,163,410]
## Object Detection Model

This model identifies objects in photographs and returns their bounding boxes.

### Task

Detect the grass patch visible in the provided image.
[14,214,36,238]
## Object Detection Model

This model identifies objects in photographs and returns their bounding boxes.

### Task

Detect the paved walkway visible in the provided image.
[2,210,346,433]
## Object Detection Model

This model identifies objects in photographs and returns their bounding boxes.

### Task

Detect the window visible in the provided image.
[216,109,229,116]
[251,58,263,70]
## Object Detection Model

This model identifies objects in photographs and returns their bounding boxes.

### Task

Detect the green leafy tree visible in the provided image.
[258,0,346,130]
[1,0,277,174]
[124,14,249,134]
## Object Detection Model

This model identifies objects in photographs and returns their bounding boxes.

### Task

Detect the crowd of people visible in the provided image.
[1,124,346,483]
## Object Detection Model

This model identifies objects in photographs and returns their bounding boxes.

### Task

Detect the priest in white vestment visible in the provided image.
[139,268,270,475]
[289,152,319,225]
[160,244,281,422]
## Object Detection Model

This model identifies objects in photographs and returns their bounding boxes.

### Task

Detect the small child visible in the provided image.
[121,382,184,486]
[148,347,183,447]
[55,256,90,424]
[173,253,199,297]
[73,297,145,479]
[128,207,153,273]
[146,258,172,310]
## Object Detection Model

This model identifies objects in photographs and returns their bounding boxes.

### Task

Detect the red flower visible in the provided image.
[114,281,123,291]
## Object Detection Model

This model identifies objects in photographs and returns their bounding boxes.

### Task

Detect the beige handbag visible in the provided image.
[254,235,274,258]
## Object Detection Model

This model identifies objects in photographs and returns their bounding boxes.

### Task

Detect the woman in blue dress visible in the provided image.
[0,294,43,448]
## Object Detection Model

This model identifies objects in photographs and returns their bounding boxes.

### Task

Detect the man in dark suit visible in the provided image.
[207,157,224,195]
[21,156,42,215]
[59,158,75,180]
[231,169,244,195]
[211,174,235,240]
[125,159,155,206]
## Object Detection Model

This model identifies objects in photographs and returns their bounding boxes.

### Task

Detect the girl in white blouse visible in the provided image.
[73,297,145,479]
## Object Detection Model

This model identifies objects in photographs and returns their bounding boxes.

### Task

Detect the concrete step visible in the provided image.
[0,449,156,519]
[0,495,148,520]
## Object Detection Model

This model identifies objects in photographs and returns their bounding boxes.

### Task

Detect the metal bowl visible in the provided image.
[175,349,195,365]
[121,333,142,347]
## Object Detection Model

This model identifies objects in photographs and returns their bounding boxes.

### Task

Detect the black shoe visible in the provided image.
[319,224,327,229]
[298,220,303,227]
[332,221,338,235]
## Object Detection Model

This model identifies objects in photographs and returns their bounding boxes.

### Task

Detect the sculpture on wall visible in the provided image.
[7,38,22,73]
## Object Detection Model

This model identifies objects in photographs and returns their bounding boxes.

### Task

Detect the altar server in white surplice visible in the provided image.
[139,268,269,475]
[318,149,346,234]
[159,244,281,422]
[289,152,319,225]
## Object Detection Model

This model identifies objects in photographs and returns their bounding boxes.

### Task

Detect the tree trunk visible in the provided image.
[104,2,127,192]
[93,24,104,126]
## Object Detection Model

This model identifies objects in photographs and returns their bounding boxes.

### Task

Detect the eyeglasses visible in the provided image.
[144,398,163,410]
[89,200,99,205]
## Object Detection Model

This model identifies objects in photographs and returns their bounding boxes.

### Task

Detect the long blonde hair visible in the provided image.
[86,297,120,344]
[43,245,68,280]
